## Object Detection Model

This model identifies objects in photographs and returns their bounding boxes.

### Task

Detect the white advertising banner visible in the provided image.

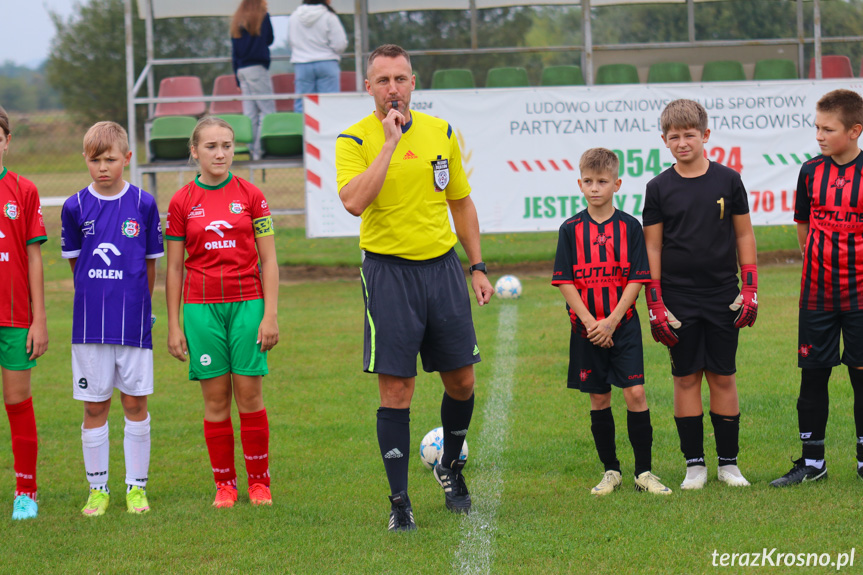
[304,79,862,238]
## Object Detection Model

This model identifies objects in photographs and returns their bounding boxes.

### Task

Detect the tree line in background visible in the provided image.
[0,0,861,127]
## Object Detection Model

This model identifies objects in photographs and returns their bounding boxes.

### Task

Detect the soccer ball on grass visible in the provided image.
[419,427,468,470]
[494,275,523,299]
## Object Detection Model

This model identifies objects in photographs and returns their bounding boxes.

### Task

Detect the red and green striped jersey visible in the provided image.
[166,173,274,304]
[795,152,863,311]
[0,169,47,328]
[552,208,650,326]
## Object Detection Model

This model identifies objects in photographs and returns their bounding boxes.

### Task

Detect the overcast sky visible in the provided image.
[3,0,289,68]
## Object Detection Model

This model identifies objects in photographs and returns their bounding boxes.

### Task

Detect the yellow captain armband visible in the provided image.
[253,216,274,238]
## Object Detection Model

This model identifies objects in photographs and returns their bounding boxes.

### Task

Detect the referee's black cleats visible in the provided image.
[434,459,471,514]
[770,458,828,487]
[387,491,416,532]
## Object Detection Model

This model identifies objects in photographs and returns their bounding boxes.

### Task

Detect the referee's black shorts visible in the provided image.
[663,284,740,377]
[567,313,645,394]
[360,248,480,378]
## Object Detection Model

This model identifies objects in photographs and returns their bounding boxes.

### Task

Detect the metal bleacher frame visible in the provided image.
[123,0,863,208]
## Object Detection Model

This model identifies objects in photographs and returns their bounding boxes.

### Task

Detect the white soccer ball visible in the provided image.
[494,275,523,299]
[419,426,468,470]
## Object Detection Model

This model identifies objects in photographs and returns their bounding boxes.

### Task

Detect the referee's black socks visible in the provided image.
[590,408,620,473]
[377,407,410,497]
[440,392,474,467]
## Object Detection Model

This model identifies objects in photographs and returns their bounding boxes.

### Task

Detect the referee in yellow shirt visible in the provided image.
[336,44,493,532]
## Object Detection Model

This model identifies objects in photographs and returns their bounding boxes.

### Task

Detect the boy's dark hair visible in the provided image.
[83,121,129,158]
[660,99,708,135]
[0,106,10,137]
[579,147,620,178]
[817,89,863,130]
[367,44,411,72]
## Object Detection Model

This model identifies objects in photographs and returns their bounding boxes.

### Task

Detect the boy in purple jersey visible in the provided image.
[643,99,758,490]
[771,89,863,487]
[61,122,163,515]
[553,148,671,496]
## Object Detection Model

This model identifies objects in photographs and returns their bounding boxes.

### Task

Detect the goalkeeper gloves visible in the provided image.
[646,280,681,347]
[730,264,758,328]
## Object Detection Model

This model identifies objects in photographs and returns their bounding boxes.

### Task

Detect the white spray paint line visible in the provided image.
[454,304,518,575]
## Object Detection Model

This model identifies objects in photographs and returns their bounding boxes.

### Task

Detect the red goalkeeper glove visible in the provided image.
[646,280,681,347]
[730,264,758,328]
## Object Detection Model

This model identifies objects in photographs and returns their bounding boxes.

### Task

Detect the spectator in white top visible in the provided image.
[287,0,348,114]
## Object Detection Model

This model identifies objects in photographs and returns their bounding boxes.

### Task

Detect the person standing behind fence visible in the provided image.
[0,106,48,521]
[288,0,348,114]
[231,0,276,160]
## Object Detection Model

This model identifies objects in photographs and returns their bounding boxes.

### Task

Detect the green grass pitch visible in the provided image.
[1,233,860,574]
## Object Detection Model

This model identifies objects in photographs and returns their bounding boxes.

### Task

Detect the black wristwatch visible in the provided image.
[469,262,487,275]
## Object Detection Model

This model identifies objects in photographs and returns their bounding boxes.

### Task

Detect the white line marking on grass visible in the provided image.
[454,304,518,575]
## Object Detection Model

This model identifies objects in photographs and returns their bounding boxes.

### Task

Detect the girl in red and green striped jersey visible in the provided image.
[0,106,49,520]
[165,117,279,509]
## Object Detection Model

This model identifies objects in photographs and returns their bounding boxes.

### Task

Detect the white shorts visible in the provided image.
[71,344,154,402]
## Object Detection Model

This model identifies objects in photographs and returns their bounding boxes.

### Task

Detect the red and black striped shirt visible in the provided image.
[552,209,651,326]
[795,152,863,311]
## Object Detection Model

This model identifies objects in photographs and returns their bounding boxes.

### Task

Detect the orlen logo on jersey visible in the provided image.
[204,220,236,250]
[90,243,124,279]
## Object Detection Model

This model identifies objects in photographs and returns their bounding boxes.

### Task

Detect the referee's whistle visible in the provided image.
[391,101,398,112]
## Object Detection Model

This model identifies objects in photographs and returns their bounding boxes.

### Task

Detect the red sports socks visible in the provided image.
[5,397,38,496]
[240,409,270,487]
[204,418,236,488]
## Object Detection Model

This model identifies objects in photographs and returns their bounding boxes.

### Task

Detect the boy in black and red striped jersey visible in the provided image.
[553,148,671,496]
[771,89,863,487]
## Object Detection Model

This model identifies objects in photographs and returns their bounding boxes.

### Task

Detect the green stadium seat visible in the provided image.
[808,55,854,78]
[701,60,746,82]
[540,65,585,86]
[753,59,798,80]
[595,64,639,85]
[215,114,253,156]
[260,112,303,157]
[431,69,476,89]
[485,67,529,88]
[148,116,197,160]
[647,62,691,83]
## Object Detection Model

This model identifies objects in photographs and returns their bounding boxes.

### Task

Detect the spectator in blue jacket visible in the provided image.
[231,0,276,160]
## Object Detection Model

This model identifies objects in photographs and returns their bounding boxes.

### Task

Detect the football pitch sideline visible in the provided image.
[2,263,861,574]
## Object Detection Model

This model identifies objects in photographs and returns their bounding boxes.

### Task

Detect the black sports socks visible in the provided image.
[377,407,410,496]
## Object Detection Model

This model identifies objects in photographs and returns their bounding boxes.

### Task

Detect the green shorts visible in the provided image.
[0,327,36,371]
[183,300,268,381]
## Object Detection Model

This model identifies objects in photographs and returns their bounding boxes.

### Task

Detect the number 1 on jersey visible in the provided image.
[717,197,725,220]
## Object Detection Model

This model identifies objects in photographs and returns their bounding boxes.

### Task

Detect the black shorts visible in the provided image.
[663,284,740,377]
[798,308,863,369]
[567,313,645,394]
[360,249,480,378]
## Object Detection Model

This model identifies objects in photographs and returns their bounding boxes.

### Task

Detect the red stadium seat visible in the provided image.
[154,76,206,117]
[808,56,854,79]
[209,75,244,115]
[341,71,358,92]
[271,73,295,112]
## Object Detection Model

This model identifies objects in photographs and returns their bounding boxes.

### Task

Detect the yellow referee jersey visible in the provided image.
[335,110,471,260]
